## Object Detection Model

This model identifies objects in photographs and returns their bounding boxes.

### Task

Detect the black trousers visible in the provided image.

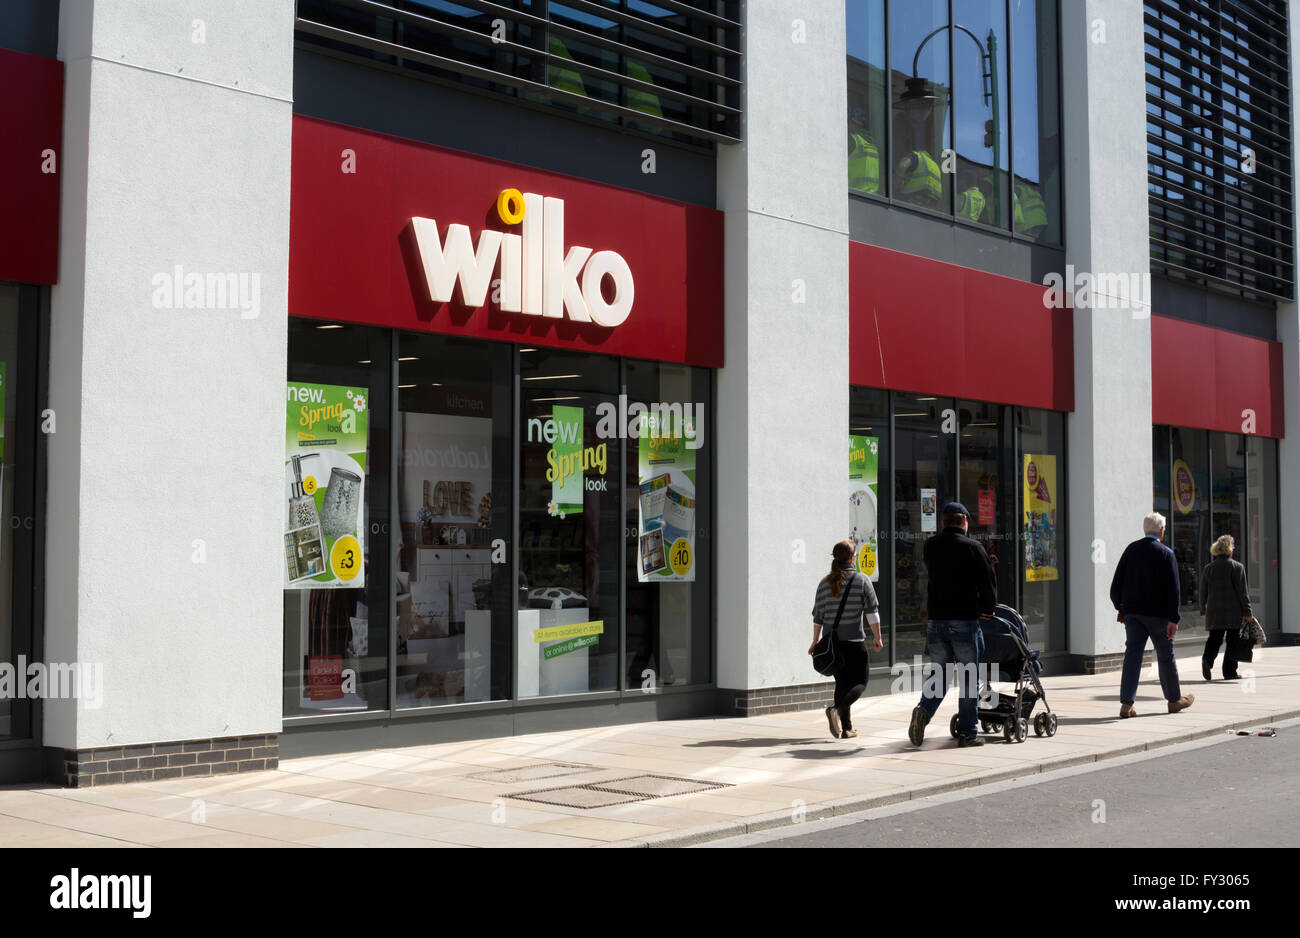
[833,640,869,729]
[1202,629,1240,677]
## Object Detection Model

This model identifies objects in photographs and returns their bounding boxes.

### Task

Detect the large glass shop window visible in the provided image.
[1169,426,1209,635]
[284,320,390,715]
[892,393,957,663]
[1245,436,1279,633]
[849,387,890,663]
[396,334,513,708]
[0,284,38,740]
[624,360,712,689]
[1018,407,1065,652]
[517,349,621,698]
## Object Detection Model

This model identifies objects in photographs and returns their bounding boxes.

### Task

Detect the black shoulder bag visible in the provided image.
[812,576,856,677]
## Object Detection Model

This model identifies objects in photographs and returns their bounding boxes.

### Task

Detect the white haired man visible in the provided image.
[1109,512,1195,717]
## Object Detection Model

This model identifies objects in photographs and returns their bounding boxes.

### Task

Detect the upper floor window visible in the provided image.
[1145,0,1293,301]
[847,0,1062,245]
[295,0,742,149]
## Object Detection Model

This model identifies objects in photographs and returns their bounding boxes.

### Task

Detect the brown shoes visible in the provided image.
[1119,702,1137,719]
[1168,694,1195,714]
[825,706,842,739]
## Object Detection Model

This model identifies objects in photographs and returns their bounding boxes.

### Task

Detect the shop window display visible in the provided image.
[1168,426,1209,636]
[395,334,513,708]
[517,349,621,698]
[0,284,39,739]
[284,320,391,716]
[624,360,712,689]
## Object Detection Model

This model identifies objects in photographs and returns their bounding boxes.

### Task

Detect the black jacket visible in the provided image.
[1110,535,1181,623]
[923,526,997,620]
[1199,556,1252,632]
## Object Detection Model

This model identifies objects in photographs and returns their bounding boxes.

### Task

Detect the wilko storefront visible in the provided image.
[282,117,724,751]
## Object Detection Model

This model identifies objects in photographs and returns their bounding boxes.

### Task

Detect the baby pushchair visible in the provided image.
[946,604,1057,744]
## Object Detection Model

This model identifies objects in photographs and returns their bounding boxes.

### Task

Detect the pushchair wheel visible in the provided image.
[981,720,991,734]
[1015,718,1028,743]
[1045,713,1058,737]
[1002,720,1014,743]
[1006,717,1027,743]
[1034,713,1047,737]
[949,714,960,739]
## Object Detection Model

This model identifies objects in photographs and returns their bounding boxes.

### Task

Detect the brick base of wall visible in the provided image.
[60,734,278,787]
[726,682,836,716]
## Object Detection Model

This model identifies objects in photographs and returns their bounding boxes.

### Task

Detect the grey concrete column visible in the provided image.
[47,0,294,748]
[715,4,850,694]
[1060,1,1154,657]
[1276,3,1300,636]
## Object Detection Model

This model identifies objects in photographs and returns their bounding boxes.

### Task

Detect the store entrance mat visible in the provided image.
[508,774,731,809]
[465,762,596,784]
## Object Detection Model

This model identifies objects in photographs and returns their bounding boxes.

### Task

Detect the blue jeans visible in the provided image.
[916,619,984,738]
[1120,614,1182,704]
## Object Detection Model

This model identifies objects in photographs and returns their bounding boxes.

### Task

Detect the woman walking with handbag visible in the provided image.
[1199,535,1254,681]
[808,540,883,739]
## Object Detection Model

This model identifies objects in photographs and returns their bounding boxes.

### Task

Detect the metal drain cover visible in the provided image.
[511,786,644,809]
[594,775,723,798]
[509,774,730,809]
[466,762,594,784]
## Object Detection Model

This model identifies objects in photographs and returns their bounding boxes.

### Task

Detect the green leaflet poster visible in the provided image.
[547,404,585,517]
[284,382,369,589]
[849,435,879,581]
[637,411,697,582]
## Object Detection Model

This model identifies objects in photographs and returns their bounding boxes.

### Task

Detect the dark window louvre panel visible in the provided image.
[295,0,743,149]
[1145,0,1294,303]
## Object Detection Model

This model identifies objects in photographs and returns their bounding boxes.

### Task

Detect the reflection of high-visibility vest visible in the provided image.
[626,59,663,118]
[849,133,881,194]
[958,187,986,222]
[1014,182,1047,232]
[902,150,942,201]
[548,36,586,97]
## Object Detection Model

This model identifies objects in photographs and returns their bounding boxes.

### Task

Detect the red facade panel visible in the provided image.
[1151,315,1284,438]
[0,48,62,285]
[288,116,724,367]
[849,241,1073,412]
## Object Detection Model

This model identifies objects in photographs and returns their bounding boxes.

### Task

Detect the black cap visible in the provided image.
[942,501,970,518]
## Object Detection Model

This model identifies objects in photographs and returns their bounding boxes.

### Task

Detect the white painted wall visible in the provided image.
[716,2,850,691]
[1061,0,1154,656]
[47,0,294,749]
[1277,2,1300,636]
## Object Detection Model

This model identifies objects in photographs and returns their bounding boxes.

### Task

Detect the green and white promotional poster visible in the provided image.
[285,382,369,589]
[546,405,585,517]
[849,435,879,581]
[638,412,697,582]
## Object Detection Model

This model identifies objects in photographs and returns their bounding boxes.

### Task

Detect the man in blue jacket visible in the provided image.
[1110,512,1195,718]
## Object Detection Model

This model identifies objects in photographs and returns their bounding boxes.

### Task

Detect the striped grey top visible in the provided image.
[811,567,880,642]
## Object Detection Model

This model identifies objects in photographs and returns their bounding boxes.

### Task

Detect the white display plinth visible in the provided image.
[516,607,593,697]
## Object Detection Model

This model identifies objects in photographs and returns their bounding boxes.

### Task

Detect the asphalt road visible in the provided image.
[723,722,1296,848]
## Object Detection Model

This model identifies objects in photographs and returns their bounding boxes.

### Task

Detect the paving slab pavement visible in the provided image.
[1,647,1296,848]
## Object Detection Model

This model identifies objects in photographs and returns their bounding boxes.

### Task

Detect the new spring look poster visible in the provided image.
[1023,453,1059,582]
[637,411,697,582]
[849,435,879,580]
[285,382,369,589]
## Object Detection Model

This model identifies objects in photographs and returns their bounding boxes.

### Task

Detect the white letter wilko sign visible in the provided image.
[410,187,635,328]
